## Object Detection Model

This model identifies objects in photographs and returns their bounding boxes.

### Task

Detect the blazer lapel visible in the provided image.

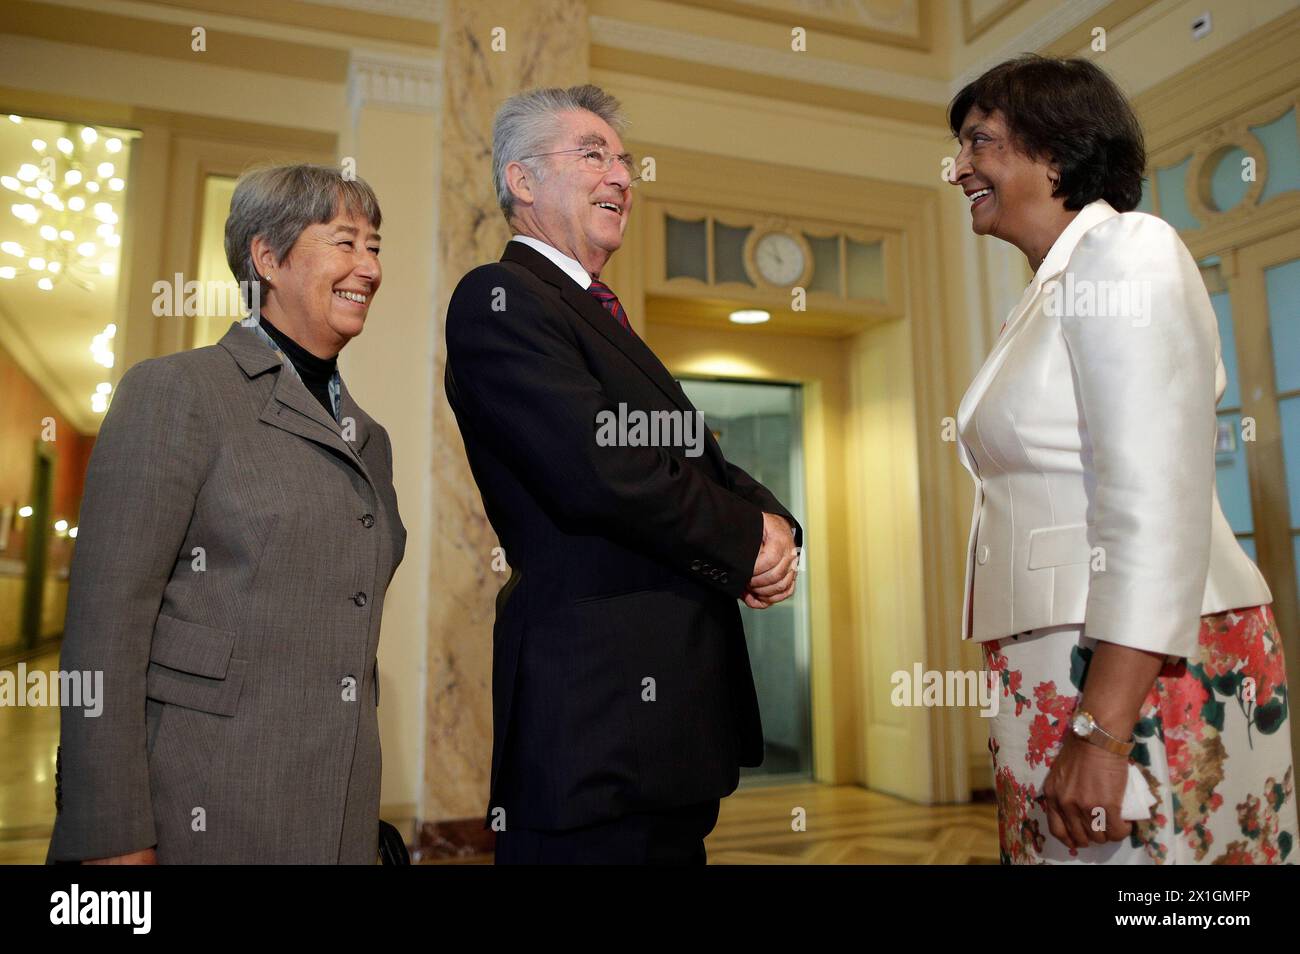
[956,279,1043,433]
[501,242,696,417]
[218,322,372,481]
[336,379,374,459]
[956,200,1120,434]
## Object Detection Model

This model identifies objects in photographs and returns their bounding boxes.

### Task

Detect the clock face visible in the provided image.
[753,231,806,286]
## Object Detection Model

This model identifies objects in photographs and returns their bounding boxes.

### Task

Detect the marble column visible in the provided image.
[425,0,589,827]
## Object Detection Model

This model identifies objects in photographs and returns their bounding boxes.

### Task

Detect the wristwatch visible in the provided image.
[1070,710,1135,756]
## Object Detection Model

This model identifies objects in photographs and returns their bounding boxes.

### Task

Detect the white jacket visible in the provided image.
[956,199,1271,658]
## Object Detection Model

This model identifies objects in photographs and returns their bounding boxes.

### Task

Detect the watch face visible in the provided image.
[1071,712,1092,737]
[753,232,805,286]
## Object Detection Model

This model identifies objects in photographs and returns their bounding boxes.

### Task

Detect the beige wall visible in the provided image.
[339,102,440,828]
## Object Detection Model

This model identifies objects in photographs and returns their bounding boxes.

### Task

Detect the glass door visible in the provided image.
[679,377,813,782]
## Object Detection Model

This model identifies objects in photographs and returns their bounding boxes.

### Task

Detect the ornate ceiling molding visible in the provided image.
[669,0,927,50]
[300,0,440,22]
[348,49,441,113]
[590,15,949,105]
[951,0,1111,93]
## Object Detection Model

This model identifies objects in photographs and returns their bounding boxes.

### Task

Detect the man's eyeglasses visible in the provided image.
[520,145,641,186]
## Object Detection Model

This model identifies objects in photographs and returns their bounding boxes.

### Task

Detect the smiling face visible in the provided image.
[506,109,633,277]
[254,205,381,357]
[951,107,1062,249]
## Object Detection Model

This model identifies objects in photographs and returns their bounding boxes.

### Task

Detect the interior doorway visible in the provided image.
[681,377,813,782]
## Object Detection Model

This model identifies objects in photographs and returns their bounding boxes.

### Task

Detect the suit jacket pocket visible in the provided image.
[572,578,697,605]
[1026,523,1092,570]
[146,614,245,716]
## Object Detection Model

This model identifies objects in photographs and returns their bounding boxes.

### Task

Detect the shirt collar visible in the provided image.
[241,315,342,422]
[509,235,592,290]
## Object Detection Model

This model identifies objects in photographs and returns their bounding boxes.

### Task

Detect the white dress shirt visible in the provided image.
[510,235,592,290]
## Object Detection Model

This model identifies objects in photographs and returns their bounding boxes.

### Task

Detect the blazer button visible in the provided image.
[719,573,729,584]
[360,513,375,528]
[353,591,368,607]
[690,560,702,571]
[977,545,990,565]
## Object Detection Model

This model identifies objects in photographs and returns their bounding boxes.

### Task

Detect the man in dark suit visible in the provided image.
[444,84,801,865]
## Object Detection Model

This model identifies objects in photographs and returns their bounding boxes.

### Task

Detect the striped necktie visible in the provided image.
[587,279,634,335]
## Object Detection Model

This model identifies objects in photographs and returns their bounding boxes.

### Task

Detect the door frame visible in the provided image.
[1233,230,1300,762]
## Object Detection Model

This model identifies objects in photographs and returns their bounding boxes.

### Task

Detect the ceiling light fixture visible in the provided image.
[1,120,127,292]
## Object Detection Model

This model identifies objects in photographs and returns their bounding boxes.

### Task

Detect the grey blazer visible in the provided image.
[47,321,405,864]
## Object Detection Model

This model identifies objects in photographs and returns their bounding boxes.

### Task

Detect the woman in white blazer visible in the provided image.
[950,55,1296,864]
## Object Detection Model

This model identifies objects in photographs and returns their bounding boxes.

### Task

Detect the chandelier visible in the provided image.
[0,116,126,292]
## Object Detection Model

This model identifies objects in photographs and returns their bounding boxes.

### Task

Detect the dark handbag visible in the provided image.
[378,820,410,865]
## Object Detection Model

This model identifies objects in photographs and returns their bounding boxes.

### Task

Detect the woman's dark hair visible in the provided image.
[948,54,1146,212]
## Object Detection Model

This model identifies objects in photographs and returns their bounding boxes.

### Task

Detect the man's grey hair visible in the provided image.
[492,84,628,224]
[224,163,382,311]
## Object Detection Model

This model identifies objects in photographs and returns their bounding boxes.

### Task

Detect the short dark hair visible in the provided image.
[948,55,1146,212]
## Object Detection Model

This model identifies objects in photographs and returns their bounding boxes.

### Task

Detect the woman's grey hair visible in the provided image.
[492,84,628,224]
[224,163,382,311]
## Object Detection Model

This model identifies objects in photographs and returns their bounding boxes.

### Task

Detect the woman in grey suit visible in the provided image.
[48,164,405,864]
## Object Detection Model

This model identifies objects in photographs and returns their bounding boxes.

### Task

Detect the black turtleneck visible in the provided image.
[259,315,338,420]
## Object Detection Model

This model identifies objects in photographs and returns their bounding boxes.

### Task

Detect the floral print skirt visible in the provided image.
[982,605,1296,864]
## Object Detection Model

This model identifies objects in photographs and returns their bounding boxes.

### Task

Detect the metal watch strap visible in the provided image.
[1074,710,1136,756]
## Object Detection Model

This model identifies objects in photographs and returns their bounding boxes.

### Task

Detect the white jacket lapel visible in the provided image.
[956,200,1120,435]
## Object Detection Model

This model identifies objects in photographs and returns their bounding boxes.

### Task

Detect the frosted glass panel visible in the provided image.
[1156,156,1200,231]
[713,221,752,285]
[679,379,811,781]
[1294,535,1300,602]
[1209,146,1250,212]
[845,238,884,300]
[1252,107,1300,203]
[1216,412,1253,534]
[805,233,839,294]
[1265,257,1300,393]
[665,215,707,281]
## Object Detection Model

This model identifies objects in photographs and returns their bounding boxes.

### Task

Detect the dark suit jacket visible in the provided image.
[48,322,405,863]
[444,240,801,832]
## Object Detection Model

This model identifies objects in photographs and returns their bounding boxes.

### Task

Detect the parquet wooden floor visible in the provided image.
[408,783,1002,865]
[706,782,1000,865]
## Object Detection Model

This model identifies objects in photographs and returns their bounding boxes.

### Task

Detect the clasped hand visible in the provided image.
[744,512,798,609]
[1041,734,1134,853]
